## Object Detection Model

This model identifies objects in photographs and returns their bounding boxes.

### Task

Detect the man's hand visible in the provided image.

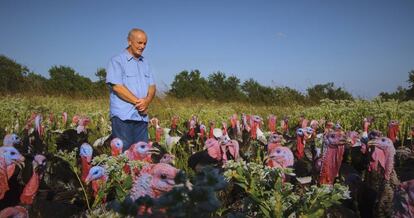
[134,98,149,113]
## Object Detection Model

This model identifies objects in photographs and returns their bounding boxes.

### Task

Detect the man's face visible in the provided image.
[128,31,147,58]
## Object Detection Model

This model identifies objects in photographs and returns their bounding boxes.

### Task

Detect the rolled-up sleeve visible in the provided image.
[106,56,123,85]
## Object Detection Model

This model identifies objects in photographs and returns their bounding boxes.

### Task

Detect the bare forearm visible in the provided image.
[112,84,140,105]
[145,85,156,104]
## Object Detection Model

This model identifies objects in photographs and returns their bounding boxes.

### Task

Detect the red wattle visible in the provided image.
[20,172,40,205]
[81,157,91,183]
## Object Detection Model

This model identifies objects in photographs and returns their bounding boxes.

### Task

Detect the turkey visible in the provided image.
[149,117,164,143]
[1,134,22,181]
[54,115,90,151]
[344,131,368,175]
[123,163,179,215]
[168,115,181,136]
[159,153,175,166]
[124,141,159,163]
[188,134,240,172]
[0,205,28,218]
[150,142,175,165]
[0,146,25,200]
[267,115,277,133]
[267,133,284,153]
[295,127,313,160]
[394,179,414,217]
[361,117,373,141]
[387,120,399,145]
[188,138,220,171]
[266,145,294,182]
[79,143,93,183]
[85,166,107,199]
[21,113,47,154]
[110,138,123,157]
[366,136,399,218]
[198,123,207,145]
[20,154,46,205]
[280,116,289,134]
[319,130,347,185]
[228,114,242,141]
[2,134,21,147]
[129,163,178,200]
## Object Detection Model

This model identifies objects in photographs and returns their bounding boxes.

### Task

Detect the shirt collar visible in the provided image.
[124,49,144,62]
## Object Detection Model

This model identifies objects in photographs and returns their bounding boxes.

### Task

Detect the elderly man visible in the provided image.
[106,28,156,151]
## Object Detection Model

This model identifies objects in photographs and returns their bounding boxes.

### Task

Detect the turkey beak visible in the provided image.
[367,140,378,147]
[338,136,348,145]
[263,155,271,163]
[85,176,91,185]
[170,159,176,166]
[16,157,25,169]
[346,136,353,144]
[37,161,47,172]
[166,179,176,186]
[148,147,160,155]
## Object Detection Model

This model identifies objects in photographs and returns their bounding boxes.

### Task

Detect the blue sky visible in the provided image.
[1,0,413,98]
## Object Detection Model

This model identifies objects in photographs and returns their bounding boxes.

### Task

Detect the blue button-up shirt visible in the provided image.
[106,50,155,122]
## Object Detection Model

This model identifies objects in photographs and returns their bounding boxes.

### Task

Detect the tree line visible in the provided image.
[169,70,357,105]
[0,55,107,97]
[1,54,413,105]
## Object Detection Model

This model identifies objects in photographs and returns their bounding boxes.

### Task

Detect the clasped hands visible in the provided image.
[134,98,149,114]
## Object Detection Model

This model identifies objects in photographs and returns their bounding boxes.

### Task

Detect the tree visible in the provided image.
[406,70,414,100]
[225,75,247,101]
[25,72,49,93]
[48,65,95,96]
[169,70,212,99]
[274,86,306,105]
[95,68,107,83]
[306,82,353,104]
[241,79,275,105]
[94,68,108,92]
[379,86,407,101]
[207,72,246,102]
[0,55,28,92]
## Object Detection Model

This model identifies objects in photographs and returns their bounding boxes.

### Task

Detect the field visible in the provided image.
[1,95,414,217]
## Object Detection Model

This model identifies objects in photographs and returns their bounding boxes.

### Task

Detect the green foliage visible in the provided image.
[223,160,350,217]
[48,65,105,97]
[242,78,276,105]
[1,54,412,105]
[0,55,107,97]
[406,70,414,100]
[155,167,227,217]
[379,86,407,101]
[208,72,246,102]
[91,154,143,205]
[118,167,227,217]
[55,148,92,211]
[170,71,354,106]
[0,95,411,217]
[169,70,212,99]
[306,82,353,104]
[0,55,28,92]
[296,184,350,217]
[1,96,414,142]
[377,70,414,101]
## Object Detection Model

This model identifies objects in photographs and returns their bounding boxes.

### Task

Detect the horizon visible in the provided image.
[1,0,413,99]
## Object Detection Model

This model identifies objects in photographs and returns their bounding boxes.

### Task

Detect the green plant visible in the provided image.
[223,160,350,217]
[55,148,92,211]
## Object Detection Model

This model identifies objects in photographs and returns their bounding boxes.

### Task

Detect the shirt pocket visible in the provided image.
[125,71,138,77]
[123,71,138,89]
